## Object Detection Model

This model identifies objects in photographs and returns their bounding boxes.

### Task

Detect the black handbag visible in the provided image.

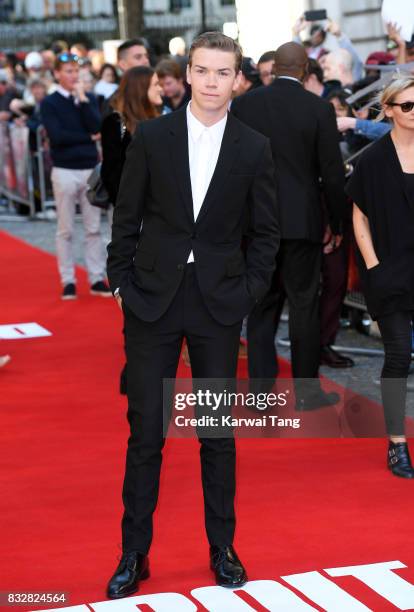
[86,162,111,209]
[86,114,126,210]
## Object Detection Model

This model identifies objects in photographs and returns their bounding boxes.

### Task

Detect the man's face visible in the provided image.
[187,48,241,113]
[311,30,324,48]
[0,81,8,95]
[79,70,95,92]
[330,96,348,118]
[31,84,47,103]
[304,74,321,95]
[42,51,55,71]
[119,45,150,71]
[322,54,337,81]
[258,60,274,86]
[55,62,79,91]
[158,75,183,99]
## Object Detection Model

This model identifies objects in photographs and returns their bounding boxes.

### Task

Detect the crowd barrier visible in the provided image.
[0,121,54,217]
[35,124,55,213]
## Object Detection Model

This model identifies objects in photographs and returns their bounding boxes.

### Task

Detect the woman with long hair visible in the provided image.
[101,66,163,395]
[347,74,414,478]
[101,66,162,215]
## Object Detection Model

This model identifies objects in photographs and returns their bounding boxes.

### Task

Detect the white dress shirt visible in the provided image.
[56,85,88,105]
[277,76,302,85]
[186,102,227,263]
[56,85,71,99]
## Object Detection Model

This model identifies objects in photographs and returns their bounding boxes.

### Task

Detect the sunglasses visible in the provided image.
[57,53,79,63]
[387,101,414,112]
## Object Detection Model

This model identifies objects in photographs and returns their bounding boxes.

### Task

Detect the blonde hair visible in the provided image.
[375,73,414,121]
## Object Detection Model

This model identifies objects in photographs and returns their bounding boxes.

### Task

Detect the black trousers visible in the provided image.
[377,311,413,436]
[247,239,322,379]
[320,230,349,347]
[121,264,242,554]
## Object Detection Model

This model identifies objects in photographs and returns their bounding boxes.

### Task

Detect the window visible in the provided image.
[170,0,191,9]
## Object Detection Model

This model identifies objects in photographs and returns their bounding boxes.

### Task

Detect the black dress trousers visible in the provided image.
[319,228,350,347]
[121,264,242,554]
[247,239,322,379]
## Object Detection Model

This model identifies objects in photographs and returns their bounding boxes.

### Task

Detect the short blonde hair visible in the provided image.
[375,73,414,121]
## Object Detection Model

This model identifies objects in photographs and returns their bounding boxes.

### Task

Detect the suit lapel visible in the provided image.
[168,107,194,223]
[384,132,414,210]
[196,113,241,225]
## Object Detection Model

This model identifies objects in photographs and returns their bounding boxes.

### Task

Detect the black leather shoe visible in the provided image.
[210,545,247,588]
[388,441,414,478]
[296,390,340,411]
[107,551,150,599]
[320,345,354,368]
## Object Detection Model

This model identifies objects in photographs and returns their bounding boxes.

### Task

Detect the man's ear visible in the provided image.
[232,70,242,92]
[186,63,192,85]
[118,59,126,73]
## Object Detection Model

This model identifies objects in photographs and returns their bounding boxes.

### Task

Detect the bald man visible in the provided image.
[321,49,354,87]
[232,42,347,409]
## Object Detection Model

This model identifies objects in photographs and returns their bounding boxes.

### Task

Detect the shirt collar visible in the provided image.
[187,101,227,146]
[56,85,72,99]
[277,76,302,85]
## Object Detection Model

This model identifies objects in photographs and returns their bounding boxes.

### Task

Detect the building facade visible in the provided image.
[0,0,387,60]
[312,0,384,66]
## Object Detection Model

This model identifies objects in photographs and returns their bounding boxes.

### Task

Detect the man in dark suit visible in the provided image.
[106,32,279,598]
[232,42,347,408]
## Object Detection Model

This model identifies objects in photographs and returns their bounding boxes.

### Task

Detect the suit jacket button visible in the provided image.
[191,232,197,239]
[177,264,185,271]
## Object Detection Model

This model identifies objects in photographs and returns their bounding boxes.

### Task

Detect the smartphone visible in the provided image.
[304,9,327,21]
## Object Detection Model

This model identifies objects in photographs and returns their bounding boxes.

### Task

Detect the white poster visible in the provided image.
[0,323,52,340]
[382,0,414,42]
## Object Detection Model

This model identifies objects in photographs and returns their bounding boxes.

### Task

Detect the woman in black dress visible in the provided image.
[347,75,414,478]
[101,66,162,226]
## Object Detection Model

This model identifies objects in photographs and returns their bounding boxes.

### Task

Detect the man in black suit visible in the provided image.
[106,32,279,598]
[232,42,346,408]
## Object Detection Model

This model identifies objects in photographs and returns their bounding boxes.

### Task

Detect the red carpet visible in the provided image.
[2,229,414,612]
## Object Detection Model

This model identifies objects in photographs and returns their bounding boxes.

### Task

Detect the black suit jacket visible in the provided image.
[107,106,280,325]
[232,78,346,242]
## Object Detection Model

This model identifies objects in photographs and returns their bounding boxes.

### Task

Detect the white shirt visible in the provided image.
[277,76,302,85]
[56,85,71,99]
[56,85,88,105]
[186,102,227,263]
[94,80,118,99]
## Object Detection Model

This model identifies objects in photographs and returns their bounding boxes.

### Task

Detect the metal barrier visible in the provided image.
[0,120,35,217]
[0,121,54,218]
[34,125,55,213]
